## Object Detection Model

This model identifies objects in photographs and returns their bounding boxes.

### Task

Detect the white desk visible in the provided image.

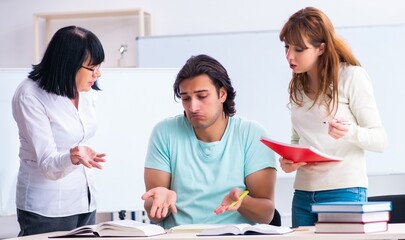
[4,224,405,240]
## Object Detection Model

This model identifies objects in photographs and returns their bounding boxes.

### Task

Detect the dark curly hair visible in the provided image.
[173,54,236,117]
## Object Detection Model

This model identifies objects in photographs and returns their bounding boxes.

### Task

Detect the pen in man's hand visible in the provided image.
[230,190,249,207]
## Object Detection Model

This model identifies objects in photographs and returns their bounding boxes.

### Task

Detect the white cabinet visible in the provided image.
[33,9,152,67]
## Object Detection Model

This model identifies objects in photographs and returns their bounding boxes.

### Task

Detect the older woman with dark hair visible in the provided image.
[12,26,107,236]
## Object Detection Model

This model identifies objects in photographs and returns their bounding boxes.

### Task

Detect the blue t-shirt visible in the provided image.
[144,115,276,229]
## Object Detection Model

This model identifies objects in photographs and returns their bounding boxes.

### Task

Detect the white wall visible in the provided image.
[1,0,405,238]
[135,25,405,176]
[1,0,405,67]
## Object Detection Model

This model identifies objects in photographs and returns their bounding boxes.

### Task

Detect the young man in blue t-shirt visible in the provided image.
[141,54,277,229]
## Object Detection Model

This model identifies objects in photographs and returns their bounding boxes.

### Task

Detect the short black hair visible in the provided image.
[29,26,105,98]
[173,54,236,117]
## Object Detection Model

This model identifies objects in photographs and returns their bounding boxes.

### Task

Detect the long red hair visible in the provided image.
[279,7,360,116]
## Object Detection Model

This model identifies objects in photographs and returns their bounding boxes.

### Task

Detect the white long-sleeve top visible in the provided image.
[291,64,388,191]
[12,78,97,217]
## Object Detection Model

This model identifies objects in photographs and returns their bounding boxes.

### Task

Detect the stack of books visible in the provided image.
[311,201,392,233]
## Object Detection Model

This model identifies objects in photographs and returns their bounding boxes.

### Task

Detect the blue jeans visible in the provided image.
[292,187,367,228]
[17,209,96,236]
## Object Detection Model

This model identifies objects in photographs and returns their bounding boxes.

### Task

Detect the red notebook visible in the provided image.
[260,137,343,163]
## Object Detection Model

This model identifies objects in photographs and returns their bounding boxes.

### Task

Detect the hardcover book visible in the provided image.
[315,221,388,233]
[311,201,392,213]
[317,211,390,223]
[260,137,343,162]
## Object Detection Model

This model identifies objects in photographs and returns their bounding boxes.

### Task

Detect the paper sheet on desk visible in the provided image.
[170,224,225,233]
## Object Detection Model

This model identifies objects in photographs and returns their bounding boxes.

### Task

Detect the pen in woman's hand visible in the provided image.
[323,121,351,125]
